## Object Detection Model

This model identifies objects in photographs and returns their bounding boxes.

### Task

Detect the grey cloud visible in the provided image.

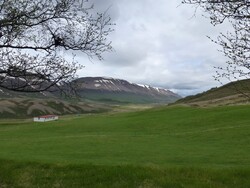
[103,39,152,67]
[75,0,232,96]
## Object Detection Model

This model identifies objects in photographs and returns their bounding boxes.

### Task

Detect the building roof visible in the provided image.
[35,115,58,118]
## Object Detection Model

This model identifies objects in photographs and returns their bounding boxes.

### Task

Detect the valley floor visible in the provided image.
[0,105,250,187]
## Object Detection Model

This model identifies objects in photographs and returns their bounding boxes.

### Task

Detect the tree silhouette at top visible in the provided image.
[0,0,114,93]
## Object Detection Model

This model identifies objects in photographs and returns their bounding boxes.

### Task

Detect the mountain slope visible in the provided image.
[73,77,181,104]
[0,77,181,104]
[0,77,181,118]
[0,98,109,118]
[176,79,250,106]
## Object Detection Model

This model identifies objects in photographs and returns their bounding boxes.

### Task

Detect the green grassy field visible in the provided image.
[0,105,250,187]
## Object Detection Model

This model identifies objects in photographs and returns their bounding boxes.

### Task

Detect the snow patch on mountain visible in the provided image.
[94,84,101,87]
[136,83,149,89]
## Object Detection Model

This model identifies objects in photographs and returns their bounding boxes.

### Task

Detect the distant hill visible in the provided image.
[0,98,109,119]
[175,79,250,106]
[72,77,181,104]
[0,77,181,118]
[0,87,50,98]
[0,76,181,104]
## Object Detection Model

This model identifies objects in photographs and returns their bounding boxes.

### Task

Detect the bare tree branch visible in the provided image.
[0,0,114,93]
[183,0,250,91]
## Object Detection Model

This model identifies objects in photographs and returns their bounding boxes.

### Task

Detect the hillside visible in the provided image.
[176,79,250,106]
[0,77,181,118]
[72,77,181,104]
[0,98,109,118]
[0,76,181,104]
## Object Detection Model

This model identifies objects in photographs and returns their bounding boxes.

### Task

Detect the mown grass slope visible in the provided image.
[0,105,250,187]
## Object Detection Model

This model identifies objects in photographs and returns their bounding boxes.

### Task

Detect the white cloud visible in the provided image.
[75,0,232,96]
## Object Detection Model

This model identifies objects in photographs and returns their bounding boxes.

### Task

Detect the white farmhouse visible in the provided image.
[33,115,59,122]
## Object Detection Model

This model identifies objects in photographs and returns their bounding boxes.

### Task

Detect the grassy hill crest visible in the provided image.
[175,79,250,106]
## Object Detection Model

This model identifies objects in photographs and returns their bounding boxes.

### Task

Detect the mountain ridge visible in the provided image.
[72,77,181,104]
[74,77,179,95]
[0,76,181,118]
[0,76,181,104]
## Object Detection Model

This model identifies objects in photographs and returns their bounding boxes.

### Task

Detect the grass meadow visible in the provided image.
[0,105,250,187]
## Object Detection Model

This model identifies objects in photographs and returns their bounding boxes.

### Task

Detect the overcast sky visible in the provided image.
[74,0,231,96]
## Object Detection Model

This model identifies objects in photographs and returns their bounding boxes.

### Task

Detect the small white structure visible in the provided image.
[33,115,59,122]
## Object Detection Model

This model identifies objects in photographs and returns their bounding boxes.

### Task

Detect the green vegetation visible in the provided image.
[176,79,250,106]
[0,105,250,187]
[1,160,249,188]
